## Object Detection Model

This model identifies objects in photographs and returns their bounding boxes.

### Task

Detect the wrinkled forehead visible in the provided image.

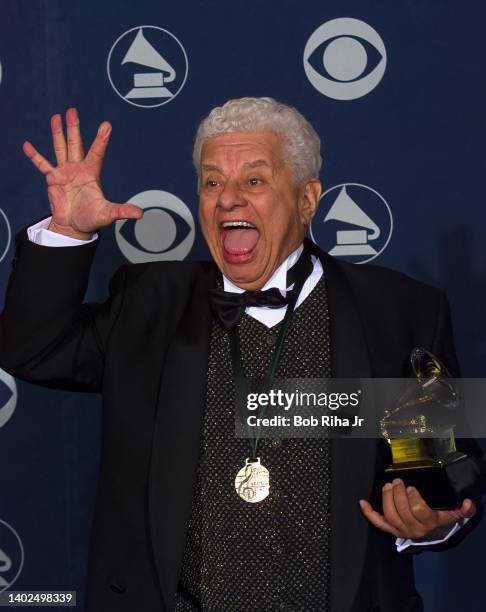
[200,130,286,172]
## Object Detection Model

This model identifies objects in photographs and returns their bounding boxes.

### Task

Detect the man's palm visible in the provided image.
[46,164,111,233]
[23,108,143,237]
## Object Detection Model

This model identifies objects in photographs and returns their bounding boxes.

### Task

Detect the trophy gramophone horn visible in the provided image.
[379,348,486,510]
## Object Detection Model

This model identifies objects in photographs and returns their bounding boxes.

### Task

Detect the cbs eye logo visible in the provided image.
[0,519,24,592]
[0,369,17,429]
[115,190,195,263]
[303,17,387,100]
[0,208,11,264]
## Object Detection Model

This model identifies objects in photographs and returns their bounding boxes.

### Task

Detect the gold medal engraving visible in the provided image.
[234,457,270,503]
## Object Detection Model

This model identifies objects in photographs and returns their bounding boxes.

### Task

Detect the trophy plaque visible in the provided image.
[380,348,486,510]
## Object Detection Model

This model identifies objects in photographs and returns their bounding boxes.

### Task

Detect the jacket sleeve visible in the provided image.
[0,227,127,394]
[432,292,484,460]
[402,291,485,553]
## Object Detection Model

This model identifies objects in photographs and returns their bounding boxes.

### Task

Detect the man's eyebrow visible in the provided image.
[201,164,222,173]
[243,159,271,169]
[201,160,272,173]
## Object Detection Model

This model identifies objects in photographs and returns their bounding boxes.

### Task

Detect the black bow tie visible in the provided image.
[209,246,311,331]
[210,286,289,331]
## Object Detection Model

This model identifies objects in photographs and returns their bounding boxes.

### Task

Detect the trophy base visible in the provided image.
[384,453,486,510]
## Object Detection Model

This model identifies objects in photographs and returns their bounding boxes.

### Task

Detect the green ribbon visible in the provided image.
[229,245,313,459]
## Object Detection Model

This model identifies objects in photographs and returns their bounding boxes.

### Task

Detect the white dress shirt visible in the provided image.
[27,216,465,550]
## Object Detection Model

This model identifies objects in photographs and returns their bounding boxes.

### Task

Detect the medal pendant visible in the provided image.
[234,457,270,503]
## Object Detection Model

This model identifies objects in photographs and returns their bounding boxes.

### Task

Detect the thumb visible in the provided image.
[106,202,144,223]
[459,498,477,519]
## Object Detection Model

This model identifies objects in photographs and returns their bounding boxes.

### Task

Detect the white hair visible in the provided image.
[193,97,322,185]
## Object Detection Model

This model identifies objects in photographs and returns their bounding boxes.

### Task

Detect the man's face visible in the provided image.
[198,130,321,290]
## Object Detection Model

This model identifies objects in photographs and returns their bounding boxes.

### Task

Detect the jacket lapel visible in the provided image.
[148,262,217,610]
[307,239,377,612]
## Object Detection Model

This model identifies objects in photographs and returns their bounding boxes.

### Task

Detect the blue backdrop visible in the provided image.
[0,1,485,610]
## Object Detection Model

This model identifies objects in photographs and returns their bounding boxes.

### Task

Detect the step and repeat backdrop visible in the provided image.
[0,1,485,610]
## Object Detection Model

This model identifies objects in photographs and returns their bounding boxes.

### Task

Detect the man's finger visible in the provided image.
[390,479,428,531]
[51,113,67,165]
[66,107,84,163]
[382,482,408,532]
[85,121,112,173]
[406,487,476,524]
[405,486,436,523]
[23,141,54,175]
[359,499,400,537]
[458,498,477,519]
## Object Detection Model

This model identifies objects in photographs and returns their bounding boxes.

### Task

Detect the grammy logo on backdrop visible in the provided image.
[324,185,380,257]
[122,28,176,100]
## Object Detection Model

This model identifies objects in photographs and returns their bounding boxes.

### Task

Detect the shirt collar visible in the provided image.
[222,243,304,295]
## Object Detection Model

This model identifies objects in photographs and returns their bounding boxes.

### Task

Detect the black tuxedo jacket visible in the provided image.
[0,229,483,612]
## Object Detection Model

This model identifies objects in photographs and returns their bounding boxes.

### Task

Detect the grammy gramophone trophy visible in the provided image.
[380,348,486,510]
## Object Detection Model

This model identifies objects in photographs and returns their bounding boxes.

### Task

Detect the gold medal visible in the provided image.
[235,457,270,503]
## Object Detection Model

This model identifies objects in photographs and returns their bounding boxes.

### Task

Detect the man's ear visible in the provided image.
[299,179,322,226]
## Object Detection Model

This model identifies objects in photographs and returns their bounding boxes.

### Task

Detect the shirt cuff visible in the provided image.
[27,216,98,246]
[395,517,469,552]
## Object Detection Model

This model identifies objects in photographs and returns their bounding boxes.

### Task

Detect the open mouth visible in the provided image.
[220,220,260,264]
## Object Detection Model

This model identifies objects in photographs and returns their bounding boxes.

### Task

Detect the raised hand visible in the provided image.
[23,108,143,239]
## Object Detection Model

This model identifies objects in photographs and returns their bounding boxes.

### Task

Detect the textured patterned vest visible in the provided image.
[174,274,332,611]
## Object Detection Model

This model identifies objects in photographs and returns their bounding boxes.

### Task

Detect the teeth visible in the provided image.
[222,221,256,229]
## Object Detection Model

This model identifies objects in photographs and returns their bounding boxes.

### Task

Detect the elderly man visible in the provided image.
[0,98,481,612]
